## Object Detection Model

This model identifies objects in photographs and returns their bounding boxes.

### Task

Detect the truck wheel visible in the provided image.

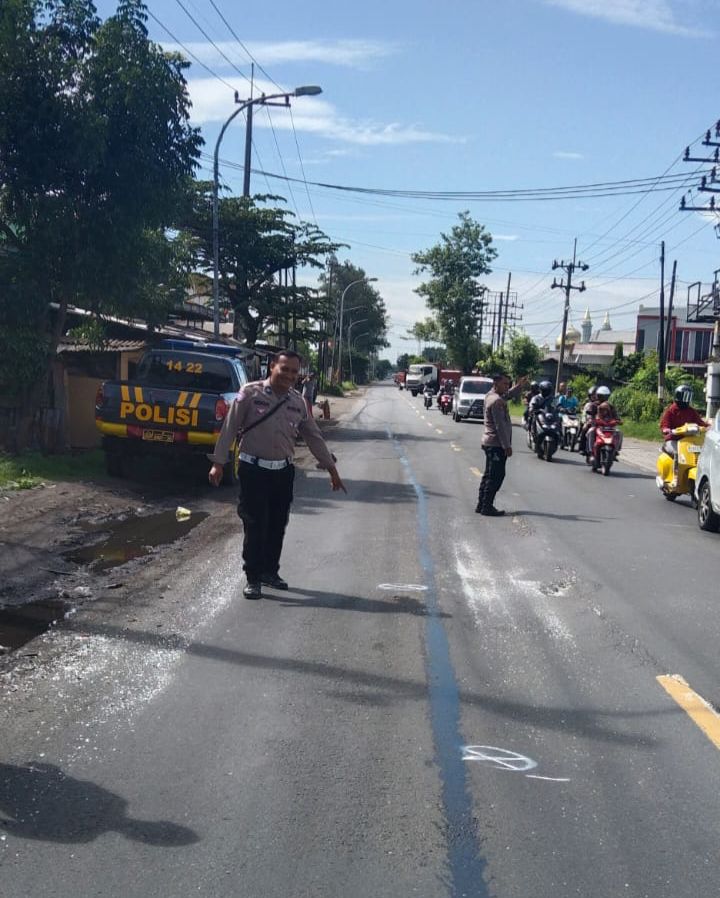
[697,480,720,532]
[105,450,125,478]
[222,441,240,486]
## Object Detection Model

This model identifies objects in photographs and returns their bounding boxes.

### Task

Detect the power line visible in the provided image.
[146,9,239,91]
[173,0,251,85]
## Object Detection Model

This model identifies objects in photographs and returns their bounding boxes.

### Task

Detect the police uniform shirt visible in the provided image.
[210,379,335,469]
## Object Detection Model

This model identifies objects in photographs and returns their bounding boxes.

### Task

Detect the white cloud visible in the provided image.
[494,234,519,241]
[553,150,585,160]
[542,0,708,36]
[187,77,463,146]
[164,39,398,70]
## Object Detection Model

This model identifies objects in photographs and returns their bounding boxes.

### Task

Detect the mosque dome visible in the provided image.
[556,322,581,349]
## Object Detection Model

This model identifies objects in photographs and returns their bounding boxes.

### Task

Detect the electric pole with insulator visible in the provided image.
[551,238,588,393]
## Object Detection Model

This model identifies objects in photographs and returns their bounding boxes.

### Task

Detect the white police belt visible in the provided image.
[239,452,292,470]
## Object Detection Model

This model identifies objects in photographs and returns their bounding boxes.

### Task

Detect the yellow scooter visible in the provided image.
[656,423,706,502]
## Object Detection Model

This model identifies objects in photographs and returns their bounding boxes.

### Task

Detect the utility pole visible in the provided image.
[679,122,720,418]
[658,241,666,400]
[501,272,512,347]
[551,239,588,393]
[664,259,678,372]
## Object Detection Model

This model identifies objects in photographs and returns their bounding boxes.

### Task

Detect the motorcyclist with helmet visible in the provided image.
[522,381,540,426]
[527,380,555,443]
[660,384,708,457]
[528,380,555,416]
[584,385,622,459]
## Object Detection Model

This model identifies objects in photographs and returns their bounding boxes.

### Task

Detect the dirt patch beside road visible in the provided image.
[0,389,365,669]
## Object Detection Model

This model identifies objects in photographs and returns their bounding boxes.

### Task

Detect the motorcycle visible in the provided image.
[587,424,622,475]
[656,423,706,502]
[423,388,435,410]
[560,412,580,452]
[531,410,561,461]
[439,392,453,415]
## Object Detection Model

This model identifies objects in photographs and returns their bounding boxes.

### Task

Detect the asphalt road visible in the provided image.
[2,382,720,898]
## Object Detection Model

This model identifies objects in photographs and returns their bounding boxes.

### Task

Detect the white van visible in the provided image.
[452,376,493,422]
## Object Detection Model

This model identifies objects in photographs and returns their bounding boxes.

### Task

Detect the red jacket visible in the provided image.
[660,403,706,437]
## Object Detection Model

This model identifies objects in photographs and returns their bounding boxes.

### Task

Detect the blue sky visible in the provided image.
[98,0,720,360]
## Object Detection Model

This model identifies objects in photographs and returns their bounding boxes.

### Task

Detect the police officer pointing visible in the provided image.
[209,351,346,599]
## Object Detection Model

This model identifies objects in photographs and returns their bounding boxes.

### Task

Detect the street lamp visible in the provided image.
[337,278,377,383]
[348,330,370,384]
[347,319,368,384]
[212,85,323,338]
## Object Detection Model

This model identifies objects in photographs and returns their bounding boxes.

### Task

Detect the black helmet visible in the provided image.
[674,384,693,408]
[539,380,553,398]
[530,381,539,389]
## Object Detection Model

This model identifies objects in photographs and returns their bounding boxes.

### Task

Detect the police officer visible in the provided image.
[476,372,525,517]
[208,351,346,599]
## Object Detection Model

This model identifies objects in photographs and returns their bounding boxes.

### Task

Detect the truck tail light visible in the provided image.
[215,397,229,422]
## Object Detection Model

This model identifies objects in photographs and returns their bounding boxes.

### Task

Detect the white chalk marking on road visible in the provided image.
[427,421,434,428]
[378,583,428,592]
[470,467,482,478]
[436,428,444,434]
[454,540,575,644]
[462,746,570,782]
[462,745,537,771]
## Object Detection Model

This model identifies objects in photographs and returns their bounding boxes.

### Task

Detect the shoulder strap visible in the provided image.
[239,394,289,438]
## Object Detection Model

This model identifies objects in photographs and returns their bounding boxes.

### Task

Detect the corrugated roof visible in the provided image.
[58,338,147,353]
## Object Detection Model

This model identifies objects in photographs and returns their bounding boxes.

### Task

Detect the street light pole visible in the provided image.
[337,278,377,383]
[212,85,322,338]
[346,319,368,384]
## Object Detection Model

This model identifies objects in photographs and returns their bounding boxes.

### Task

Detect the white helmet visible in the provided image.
[596,385,611,400]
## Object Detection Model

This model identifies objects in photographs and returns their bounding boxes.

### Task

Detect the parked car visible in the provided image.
[695,411,720,532]
[452,376,493,422]
[95,341,249,483]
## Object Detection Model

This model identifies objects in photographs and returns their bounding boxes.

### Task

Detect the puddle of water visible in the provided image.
[0,599,71,652]
[64,509,209,572]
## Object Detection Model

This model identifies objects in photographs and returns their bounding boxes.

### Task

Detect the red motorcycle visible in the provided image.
[586,422,622,475]
[439,392,453,415]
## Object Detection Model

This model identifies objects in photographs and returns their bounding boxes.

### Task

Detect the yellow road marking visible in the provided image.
[470,467,483,477]
[657,674,720,751]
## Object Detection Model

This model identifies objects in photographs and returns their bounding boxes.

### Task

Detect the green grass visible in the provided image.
[0,449,105,490]
[620,420,660,442]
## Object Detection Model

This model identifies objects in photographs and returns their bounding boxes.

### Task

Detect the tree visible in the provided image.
[0,0,202,448]
[318,259,389,380]
[411,211,497,373]
[179,185,343,346]
[405,316,442,355]
[612,349,644,383]
[504,331,543,380]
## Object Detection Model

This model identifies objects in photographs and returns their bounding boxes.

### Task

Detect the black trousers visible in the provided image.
[477,446,507,511]
[236,462,295,581]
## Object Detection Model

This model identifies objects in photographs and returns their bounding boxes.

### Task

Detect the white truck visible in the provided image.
[405,364,439,396]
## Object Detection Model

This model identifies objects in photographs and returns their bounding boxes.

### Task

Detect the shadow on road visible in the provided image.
[291,477,450,515]
[511,510,605,523]
[65,620,674,749]
[0,762,199,846]
[262,587,450,618]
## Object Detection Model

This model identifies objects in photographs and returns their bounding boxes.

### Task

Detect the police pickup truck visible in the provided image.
[95,341,249,483]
